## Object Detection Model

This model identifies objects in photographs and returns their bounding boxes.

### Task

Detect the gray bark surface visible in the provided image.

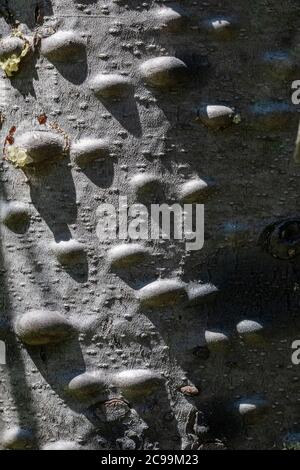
[0,0,299,450]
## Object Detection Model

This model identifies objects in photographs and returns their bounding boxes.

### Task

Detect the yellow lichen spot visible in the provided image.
[0,55,21,76]
[233,114,242,124]
[6,146,33,168]
[0,36,31,77]
[20,42,30,58]
[12,29,23,39]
